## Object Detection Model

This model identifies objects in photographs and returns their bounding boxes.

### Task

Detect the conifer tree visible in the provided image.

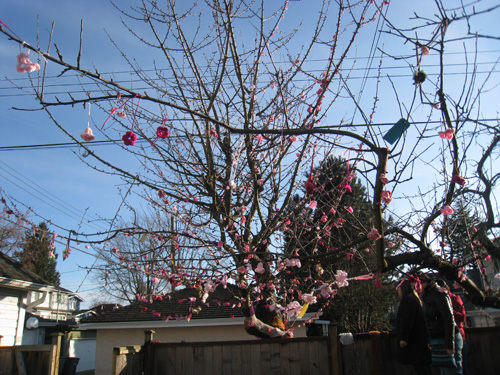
[16,222,60,286]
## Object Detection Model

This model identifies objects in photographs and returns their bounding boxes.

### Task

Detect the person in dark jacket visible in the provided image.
[396,277,432,375]
[420,274,463,375]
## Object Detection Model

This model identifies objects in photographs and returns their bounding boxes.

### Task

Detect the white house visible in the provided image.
[0,251,82,346]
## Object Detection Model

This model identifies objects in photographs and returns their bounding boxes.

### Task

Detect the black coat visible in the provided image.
[422,284,455,351]
[396,294,432,365]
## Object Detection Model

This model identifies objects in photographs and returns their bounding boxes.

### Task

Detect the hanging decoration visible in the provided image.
[305,143,317,195]
[413,70,427,84]
[81,103,95,141]
[383,118,410,144]
[16,52,40,73]
[102,93,138,129]
[151,118,170,146]
[122,96,141,146]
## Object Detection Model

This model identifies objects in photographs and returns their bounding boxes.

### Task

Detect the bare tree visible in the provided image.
[2,0,500,338]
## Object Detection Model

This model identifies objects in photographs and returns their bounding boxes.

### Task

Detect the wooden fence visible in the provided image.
[112,326,500,375]
[0,333,62,375]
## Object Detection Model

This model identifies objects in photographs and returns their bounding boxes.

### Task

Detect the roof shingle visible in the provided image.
[81,284,245,323]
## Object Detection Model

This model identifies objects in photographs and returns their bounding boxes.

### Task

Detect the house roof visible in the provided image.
[0,250,53,286]
[81,284,245,324]
[0,251,83,300]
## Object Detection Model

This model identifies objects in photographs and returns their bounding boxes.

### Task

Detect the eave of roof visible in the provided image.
[78,313,317,331]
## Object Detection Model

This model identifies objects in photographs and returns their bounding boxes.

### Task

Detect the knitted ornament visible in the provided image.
[413,70,427,84]
[122,131,137,146]
[81,127,95,141]
[81,103,95,141]
[151,120,170,146]
[305,143,317,195]
[16,53,40,73]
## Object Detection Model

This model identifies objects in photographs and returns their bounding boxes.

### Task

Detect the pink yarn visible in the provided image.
[16,53,40,73]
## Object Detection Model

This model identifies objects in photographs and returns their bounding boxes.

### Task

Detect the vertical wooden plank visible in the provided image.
[269,342,281,373]
[184,346,194,375]
[193,345,204,375]
[260,342,271,375]
[154,347,168,375]
[309,340,321,374]
[211,344,222,375]
[203,345,213,375]
[175,346,185,375]
[14,349,28,375]
[250,343,260,375]
[231,343,242,374]
[239,344,251,375]
[288,342,301,375]
[222,344,232,374]
[328,324,342,375]
[50,333,63,375]
[278,341,290,375]
[299,341,309,375]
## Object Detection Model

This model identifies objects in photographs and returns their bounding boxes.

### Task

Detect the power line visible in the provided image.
[2,49,499,85]
[0,118,499,152]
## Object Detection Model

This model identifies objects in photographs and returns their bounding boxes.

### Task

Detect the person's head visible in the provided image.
[396,279,418,298]
[435,278,450,292]
[418,273,433,288]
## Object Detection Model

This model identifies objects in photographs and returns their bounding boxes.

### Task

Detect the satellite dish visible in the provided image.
[26,316,39,330]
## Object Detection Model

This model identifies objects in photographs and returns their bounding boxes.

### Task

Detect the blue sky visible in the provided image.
[1,0,499,307]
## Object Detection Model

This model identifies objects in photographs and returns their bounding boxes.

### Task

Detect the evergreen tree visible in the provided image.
[16,222,60,286]
[284,156,396,332]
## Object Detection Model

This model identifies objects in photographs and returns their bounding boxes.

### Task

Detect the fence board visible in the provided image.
[260,342,272,375]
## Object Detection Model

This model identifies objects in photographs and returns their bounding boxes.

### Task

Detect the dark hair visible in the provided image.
[398,279,414,297]
[397,279,422,304]
[418,273,433,283]
[436,278,450,291]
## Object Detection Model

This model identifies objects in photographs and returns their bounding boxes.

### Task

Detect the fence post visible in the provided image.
[143,330,155,375]
[50,332,63,375]
[329,324,342,375]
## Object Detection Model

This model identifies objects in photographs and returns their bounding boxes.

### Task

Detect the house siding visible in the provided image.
[0,288,26,346]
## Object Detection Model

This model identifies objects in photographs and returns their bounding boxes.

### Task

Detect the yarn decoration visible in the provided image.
[102,93,138,130]
[16,52,40,73]
[305,143,317,195]
[121,96,141,146]
[81,103,95,141]
[151,118,170,146]
[122,131,137,146]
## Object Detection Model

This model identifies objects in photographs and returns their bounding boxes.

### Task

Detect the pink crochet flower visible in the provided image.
[122,130,137,146]
[367,228,382,241]
[156,126,170,139]
[381,190,393,204]
[255,262,265,274]
[380,174,389,185]
[440,205,454,215]
[305,175,316,195]
[302,293,317,304]
[286,301,302,317]
[439,128,455,140]
[334,270,349,287]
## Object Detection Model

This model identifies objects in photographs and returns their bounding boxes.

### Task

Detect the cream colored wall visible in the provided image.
[94,323,307,375]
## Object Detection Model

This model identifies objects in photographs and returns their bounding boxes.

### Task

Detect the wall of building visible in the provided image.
[0,288,26,346]
[93,323,307,375]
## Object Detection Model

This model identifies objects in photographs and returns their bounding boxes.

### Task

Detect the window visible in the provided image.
[31,291,44,302]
